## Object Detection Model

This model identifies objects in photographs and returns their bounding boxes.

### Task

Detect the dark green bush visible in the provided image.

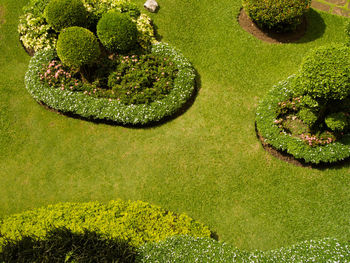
[325,112,348,132]
[97,11,138,53]
[44,0,87,32]
[242,0,311,32]
[56,26,100,68]
[0,200,211,249]
[107,54,178,105]
[295,44,350,101]
[0,227,136,263]
[297,108,318,126]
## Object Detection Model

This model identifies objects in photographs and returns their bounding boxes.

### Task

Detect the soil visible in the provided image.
[238,8,307,44]
[255,122,350,169]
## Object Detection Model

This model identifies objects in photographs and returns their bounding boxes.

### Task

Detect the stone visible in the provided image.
[144,0,158,13]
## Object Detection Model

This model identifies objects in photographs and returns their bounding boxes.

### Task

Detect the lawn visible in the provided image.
[0,0,349,252]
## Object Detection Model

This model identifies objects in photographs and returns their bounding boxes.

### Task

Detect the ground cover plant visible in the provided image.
[1,0,350,259]
[20,0,197,125]
[256,43,350,164]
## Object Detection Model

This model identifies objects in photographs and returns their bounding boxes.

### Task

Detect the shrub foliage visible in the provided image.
[56,26,100,68]
[0,227,137,263]
[242,0,311,32]
[97,11,138,53]
[44,0,88,32]
[0,200,211,250]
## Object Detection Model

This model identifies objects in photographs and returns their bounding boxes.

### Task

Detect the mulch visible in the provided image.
[238,8,307,44]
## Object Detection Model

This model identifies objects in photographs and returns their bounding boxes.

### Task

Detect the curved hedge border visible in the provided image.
[256,75,350,164]
[138,235,350,262]
[25,42,196,125]
[0,201,211,249]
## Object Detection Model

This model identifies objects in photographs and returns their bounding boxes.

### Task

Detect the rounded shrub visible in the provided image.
[295,44,350,101]
[56,26,100,68]
[44,0,87,32]
[0,200,211,249]
[242,0,311,32]
[97,11,138,53]
[297,108,318,126]
[325,112,348,132]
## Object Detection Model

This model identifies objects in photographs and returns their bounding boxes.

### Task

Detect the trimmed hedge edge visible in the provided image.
[24,42,196,125]
[255,75,350,164]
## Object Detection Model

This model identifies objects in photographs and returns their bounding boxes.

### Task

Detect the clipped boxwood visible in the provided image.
[0,200,211,250]
[294,44,350,101]
[138,236,350,262]
[18,0,156,52]
[256,75,350,164]
[25,42,196,125]
[44,0,88,32]
[56,26,100,68]
[242,0,311,32]
[97,11,138,53]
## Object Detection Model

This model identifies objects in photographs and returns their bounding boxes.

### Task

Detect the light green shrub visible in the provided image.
[325,112,348,132]
[0,200,211,249]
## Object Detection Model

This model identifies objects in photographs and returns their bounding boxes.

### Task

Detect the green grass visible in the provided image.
[1,0,349,251]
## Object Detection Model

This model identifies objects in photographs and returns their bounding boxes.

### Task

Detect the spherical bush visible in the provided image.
[44,0,88,32]
[295,44,350,101]
[242,0,311,32]
[325,112,348,132]
[97,11,138,53]
[57,27,100,68]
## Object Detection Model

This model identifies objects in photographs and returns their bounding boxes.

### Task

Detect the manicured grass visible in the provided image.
[0,0,349,251]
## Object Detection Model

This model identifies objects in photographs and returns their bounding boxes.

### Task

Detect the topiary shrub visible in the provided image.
[242,0,311,32]
[44,0,87,32]
[0,200,211,249]
[325,112,348,132]
[56,26,100,68]
[0,227,137,262]
[294,44,350,101]
[297,108,318,126]
[97,11,138,53]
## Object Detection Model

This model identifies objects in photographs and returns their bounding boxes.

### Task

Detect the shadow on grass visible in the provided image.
[297,8,326,44]
[0,227,137,263]
[37,69,202,130]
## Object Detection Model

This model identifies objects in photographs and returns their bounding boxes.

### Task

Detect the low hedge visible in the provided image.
[138,235,350,262]
[0,200,211,250]
[25,42,196,125]
[255,75,350,164]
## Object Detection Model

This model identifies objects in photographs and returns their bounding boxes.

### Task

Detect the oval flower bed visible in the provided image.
[25,43,196,125]
[256,75,350,165]
[21,0,197,126]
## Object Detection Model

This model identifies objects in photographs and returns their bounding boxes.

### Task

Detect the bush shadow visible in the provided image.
[0,227,137,263]
[297,8,326,44]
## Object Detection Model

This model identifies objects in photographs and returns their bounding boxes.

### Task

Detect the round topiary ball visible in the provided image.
[325,112,348,132]
[97,11,138,53]
[57,27,100,68]
[242,0,311,32]
[44,0,88,32]
[295,44,350,101]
